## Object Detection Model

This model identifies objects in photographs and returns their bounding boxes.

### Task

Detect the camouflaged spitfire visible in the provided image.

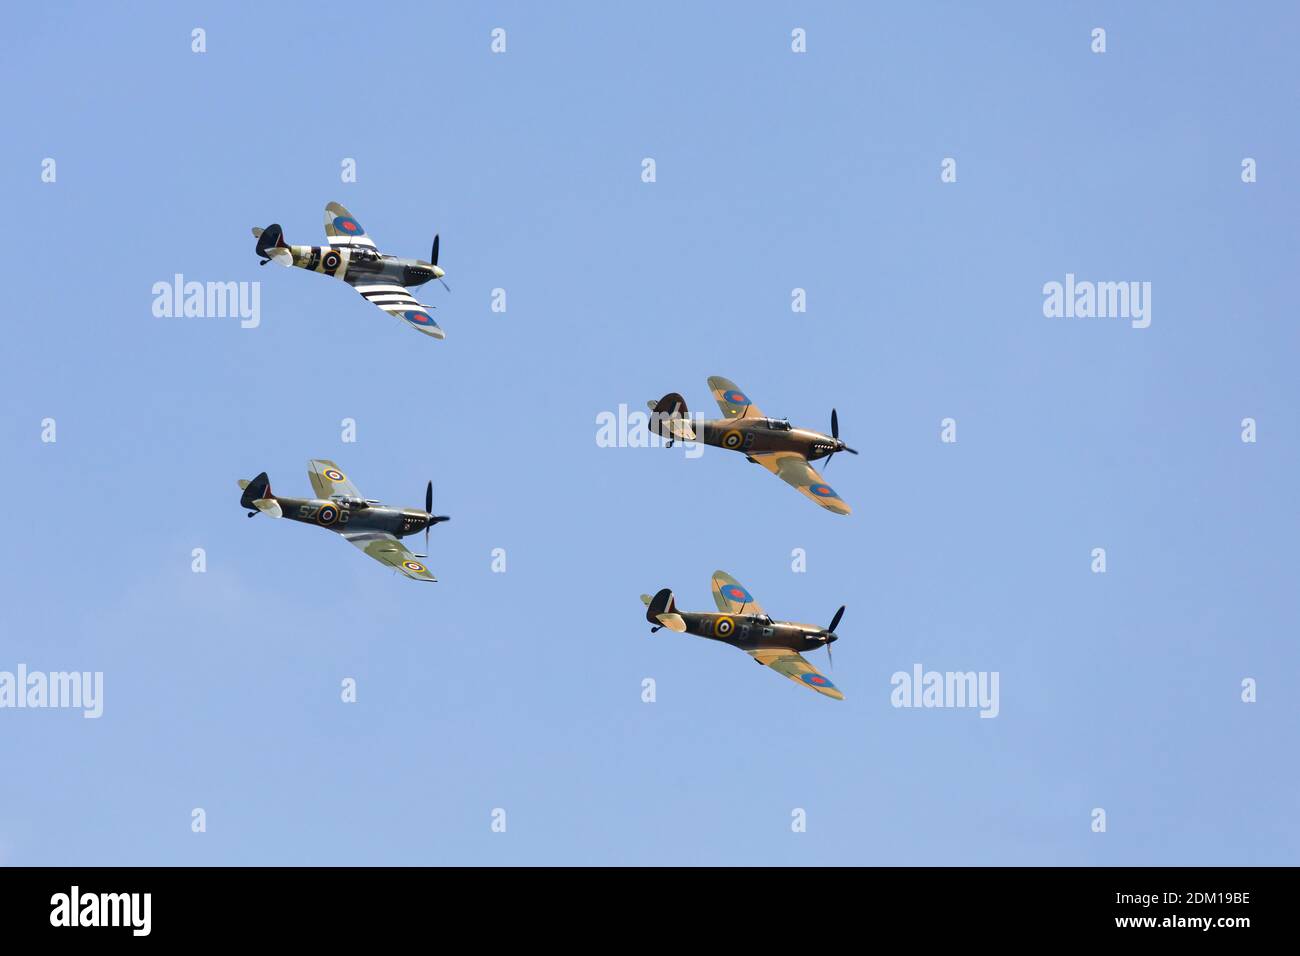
[648,376,858,515]
[641,571,847,700]
[252,202,448,339]
[238,460,450,582]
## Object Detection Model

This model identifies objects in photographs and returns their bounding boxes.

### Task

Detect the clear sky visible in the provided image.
[1,2,1296,865]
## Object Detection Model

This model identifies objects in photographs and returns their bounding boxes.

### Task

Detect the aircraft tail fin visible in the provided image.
[239,472,282,517]
[647,392,688,417]
[647,392,692,441]
[645,588,686,632]
[255,224,292,266]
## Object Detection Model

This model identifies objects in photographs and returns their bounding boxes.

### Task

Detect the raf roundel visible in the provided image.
[323,468,345,482]
[403,560,426,573]
[809,483,838,499]
[801,673,835,689]
[332,215,364,236]
[714,616,736,638]
[404,310,434,326]
[317,505,339,526]
[721,583,753,605]
[723,389,749,406]
[722,429,743,449]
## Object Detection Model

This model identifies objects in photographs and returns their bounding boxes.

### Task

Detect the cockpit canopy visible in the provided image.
[760,418,792,431]
[331,495,370,509]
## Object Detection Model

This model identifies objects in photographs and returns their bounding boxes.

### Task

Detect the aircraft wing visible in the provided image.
[308,459,362,500]
[707,376,763,419]
[347,282,445,339]
[748,649,843,700]
[711,570,766,617]
[341,530,437,582]
[750,452,851,515]
[324,201,378,251]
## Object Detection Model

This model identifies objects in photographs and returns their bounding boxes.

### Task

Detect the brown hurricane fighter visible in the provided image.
[641,571,846,700]
[238,460,450,582]
[647,376,857,515]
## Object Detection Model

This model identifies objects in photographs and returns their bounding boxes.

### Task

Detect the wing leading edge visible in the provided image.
[308,459,362,500]
[708,375,763,419]
[324,201,378,250]
[342,531,437,582]
[750,452,851,515]
[748,649,843,700]
[711,570,766,617]
[349,283,444,339]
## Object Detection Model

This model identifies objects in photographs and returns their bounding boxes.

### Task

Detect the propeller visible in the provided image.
[416,480,451,557]
[431,234,451,292]
[823,409,859,468]
[819,605,846,669]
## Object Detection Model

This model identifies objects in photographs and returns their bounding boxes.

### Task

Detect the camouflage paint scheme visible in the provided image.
[252,202,447,339]
[647,376,854,515]
[238,460,449,582]
[641,571,844,700]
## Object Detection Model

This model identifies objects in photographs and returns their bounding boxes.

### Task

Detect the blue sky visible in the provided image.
[1,1,1296,865]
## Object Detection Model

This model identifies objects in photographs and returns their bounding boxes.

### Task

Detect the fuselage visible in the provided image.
[284,245,443,287]
[675,610,834,655]
[693,416,840,461]
[274,496,432,539]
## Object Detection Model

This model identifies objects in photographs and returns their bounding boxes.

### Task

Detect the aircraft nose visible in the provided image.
[432,265,445,279]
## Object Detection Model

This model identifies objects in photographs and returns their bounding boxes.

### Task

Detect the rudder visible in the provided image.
[646,587,677,623]
[647,392,689,440]
[239,472,282,516]
[239,472,273,509]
